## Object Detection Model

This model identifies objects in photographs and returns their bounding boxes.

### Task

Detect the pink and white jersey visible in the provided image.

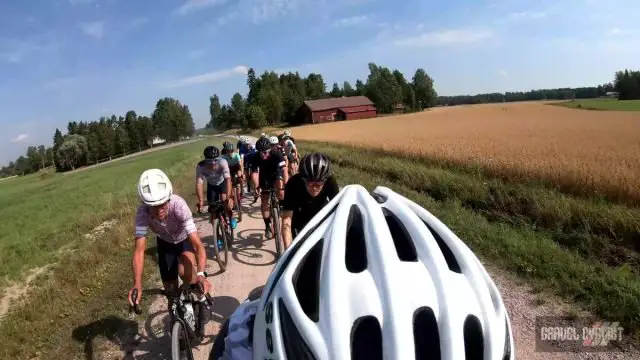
[134,194,197,243]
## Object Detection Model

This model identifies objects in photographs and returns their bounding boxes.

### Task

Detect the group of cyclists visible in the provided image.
[127,128,515,359]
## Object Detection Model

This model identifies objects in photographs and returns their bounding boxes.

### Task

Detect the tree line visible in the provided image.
[437,69,640,106]
[614,69,640,100]
[1,97,195,177]
[207,62,438,130]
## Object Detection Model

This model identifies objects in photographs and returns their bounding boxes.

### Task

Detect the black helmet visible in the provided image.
[204,146,220,159]
[222,141,234,151]
[300,152,331,182]
[256,137,271,152]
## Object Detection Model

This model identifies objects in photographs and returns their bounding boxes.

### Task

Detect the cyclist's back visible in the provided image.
[196,157,229,186]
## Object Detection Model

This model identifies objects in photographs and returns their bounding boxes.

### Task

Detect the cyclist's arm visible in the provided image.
[176,199,206,274]
[132,236,146,289]
[133,207,149,289]
[277,153,288,184]
[221,160,232,198]
[281,210,293,249]
[196,166,205,206]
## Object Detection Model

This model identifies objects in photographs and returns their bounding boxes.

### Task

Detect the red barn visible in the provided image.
[297,96,377,124]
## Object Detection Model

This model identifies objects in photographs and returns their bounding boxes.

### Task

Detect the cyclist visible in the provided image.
[208,185,515,360]
[249,136,288,239]
[128,169,212,338]
[196,146,235,228]
[236,136,246,154]
[243,140,258,195]
[283,138,299,176]
[222,141,244,210]
[281,153,338,249]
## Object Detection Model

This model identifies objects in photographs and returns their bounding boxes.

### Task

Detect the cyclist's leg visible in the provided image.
[259,174,272,238]
[177,240,197,286]
[156,237,181,310]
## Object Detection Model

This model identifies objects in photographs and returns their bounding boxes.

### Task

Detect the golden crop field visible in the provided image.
[291,102,640,203]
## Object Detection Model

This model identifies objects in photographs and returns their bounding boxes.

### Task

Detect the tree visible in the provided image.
[53,128,64,171]
[56,134,88,170]
[343,81,355,97]
[125,110,139,151]
[37,145,46,169]
[305,73,326,99]
[412,68,437,109]
[355,79,365,95]
[230,93,246,129]
[245,104,266,129]
[247,68,258,103]
[152,97,193,141]
[364,63,402,113]
[208,94,222,129]
[330,82,342,97]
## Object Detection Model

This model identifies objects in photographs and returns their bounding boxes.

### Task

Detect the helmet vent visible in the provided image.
[279,299,317,360]
[413,306,440,360]
[345,205,367,273]
[142,185,150,194]
[463,315,484,360]
[421,220,461,273]
[292,238,323,322]
[350,316,382,360]
[382,208,417,262]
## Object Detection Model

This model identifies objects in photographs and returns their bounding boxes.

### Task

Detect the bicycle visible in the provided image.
[197,200,233,273]
[267,186,284,259]
[168,281,214,360]
[129,282,214,360]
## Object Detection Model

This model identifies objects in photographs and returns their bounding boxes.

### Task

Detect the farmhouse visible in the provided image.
[297,96,377,124]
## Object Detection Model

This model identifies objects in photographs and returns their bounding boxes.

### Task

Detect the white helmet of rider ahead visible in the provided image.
[252,184,514,360]
[269,136,278,145]
[137,169,173,206]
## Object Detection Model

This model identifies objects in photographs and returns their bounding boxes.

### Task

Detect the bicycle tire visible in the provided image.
[271,194,283,258]
[234,183,243,223]
[171,320,195,360]
[211,217,229,273]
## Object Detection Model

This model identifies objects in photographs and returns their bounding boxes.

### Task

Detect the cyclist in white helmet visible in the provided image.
[209,184,515,360]
[129,169,212,337]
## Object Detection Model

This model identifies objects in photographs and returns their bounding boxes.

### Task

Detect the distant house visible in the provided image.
[297,96,377,124]
[605,91,619,98]
[152,137,166,145]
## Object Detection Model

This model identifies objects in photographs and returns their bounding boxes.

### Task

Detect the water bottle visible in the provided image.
[183,302,196,331]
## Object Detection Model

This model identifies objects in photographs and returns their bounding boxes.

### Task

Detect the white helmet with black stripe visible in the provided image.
[252,184,514,360]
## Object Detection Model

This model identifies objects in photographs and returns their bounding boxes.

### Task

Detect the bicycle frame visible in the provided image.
[169,283,213,359]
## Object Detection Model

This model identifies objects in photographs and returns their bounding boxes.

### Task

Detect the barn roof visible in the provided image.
[303,96,374,111]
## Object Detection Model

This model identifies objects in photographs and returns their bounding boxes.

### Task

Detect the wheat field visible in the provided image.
[290,102,640,203]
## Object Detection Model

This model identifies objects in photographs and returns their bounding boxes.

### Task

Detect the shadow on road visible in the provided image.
[72,315,140,360]
[231,229,278,267]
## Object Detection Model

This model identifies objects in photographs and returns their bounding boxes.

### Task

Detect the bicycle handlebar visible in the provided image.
[129,288,142,315]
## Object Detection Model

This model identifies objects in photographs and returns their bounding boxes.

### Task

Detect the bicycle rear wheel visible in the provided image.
[171,320,194,360]
[211,217,229,272]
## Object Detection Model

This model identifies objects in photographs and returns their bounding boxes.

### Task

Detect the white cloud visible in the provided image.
[332,15,369,28]
[176,0,229,15]
[498,69,508,77]
[80,22,105,39]
[393,28,494,48]
[166,66,249,88]
[10,133,29,143]
[508,11,547,20]
[129,17,149,28]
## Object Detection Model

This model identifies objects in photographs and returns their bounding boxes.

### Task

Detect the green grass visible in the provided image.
[0,138,236,359]
[554,98,640,111]
[298,140,640,337]
[0,140,209,288]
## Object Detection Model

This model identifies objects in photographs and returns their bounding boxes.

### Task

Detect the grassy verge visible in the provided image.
[0,139,224,359]
[553,98,640,111]
[299,140,640,336]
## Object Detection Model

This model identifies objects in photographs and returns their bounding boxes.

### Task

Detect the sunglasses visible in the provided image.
[304,179,325,189]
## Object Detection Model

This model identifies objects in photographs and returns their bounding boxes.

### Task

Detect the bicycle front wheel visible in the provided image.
[171,320,194,360]
[211,218,229,273]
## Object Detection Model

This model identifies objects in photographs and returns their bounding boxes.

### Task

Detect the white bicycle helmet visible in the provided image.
[137,169,173,206]
[269,136,279,145]
[253,185,513,360]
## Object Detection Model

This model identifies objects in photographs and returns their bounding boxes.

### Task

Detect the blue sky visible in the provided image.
[1,0,639,165]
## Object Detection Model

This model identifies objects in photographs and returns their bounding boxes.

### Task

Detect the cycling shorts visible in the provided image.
[259,174,282,195]
[207,183,224,205]
[157,237,195,282]
[229,163,242,175]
